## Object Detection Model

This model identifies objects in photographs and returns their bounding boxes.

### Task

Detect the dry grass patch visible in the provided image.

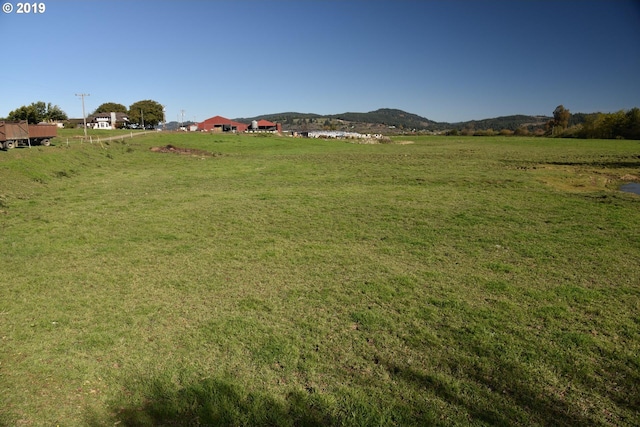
[150,144,220,157]
[532,163,639,193]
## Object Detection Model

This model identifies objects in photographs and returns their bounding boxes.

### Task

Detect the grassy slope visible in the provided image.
[0,133,639,426]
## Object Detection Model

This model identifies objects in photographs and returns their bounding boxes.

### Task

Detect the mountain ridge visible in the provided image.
[234,108,554,134]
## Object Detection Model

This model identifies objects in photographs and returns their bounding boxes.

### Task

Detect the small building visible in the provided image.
[197,116,248,133]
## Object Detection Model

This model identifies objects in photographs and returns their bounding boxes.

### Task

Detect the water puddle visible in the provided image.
[620,182,640,195]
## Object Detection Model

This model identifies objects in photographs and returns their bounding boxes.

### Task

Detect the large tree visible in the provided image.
[128,100,163,128]
[93,102,128,115]
[7,101,67,123]
[552,105,571,130]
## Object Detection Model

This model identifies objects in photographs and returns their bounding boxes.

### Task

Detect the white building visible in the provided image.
[88,112,130,129]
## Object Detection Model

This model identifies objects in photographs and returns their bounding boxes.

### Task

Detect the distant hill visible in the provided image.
[236,108,442,133]
[163,120,196,131]
[331,108,439,129]
[450,115,552,132]
[235,108,555,134]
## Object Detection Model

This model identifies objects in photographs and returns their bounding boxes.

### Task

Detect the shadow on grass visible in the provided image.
[383,358,606,427]
[598,347,640,415]
[86,377,334,427]
[544,158,640,169]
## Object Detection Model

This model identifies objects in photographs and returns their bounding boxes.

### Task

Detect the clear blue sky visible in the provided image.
[1,0,639,123]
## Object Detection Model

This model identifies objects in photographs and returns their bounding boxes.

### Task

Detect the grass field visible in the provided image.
[1,131,639,426]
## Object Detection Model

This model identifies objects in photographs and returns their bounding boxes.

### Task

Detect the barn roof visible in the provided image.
[201,115,231,124]
[200,116,247,126]
[256,119,276,127]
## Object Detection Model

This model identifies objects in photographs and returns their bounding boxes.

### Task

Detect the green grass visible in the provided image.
[1,133,639,426]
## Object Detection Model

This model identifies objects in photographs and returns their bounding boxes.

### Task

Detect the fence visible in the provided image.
[65,131,155,146]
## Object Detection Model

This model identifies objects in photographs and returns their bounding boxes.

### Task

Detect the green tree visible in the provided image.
[93,102,128,114]
[7,105,37,123]
[7,101,67,123]
[608,110,628,139]
[624,107,640,140]
[128,100,163,128]
[581,113,604,138]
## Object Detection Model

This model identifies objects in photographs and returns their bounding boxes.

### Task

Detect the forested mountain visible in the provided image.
[331,109,438,129]
[450,115,552,132]
[235,109,554,134]
[236,108,443,133]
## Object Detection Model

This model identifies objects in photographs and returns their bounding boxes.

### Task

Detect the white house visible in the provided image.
[88,112,130,129]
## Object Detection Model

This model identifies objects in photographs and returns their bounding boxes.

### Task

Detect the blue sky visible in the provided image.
[1,0,639,123]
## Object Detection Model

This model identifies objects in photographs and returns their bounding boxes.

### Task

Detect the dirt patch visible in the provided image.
[621,174,639,181]
[531,163,639,193]
[150,145,219,157]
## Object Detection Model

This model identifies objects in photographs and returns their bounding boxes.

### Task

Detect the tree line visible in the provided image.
[574,108,640,139]
[547,105,640,140]
[446,105,640,140]
[3,100,164,128]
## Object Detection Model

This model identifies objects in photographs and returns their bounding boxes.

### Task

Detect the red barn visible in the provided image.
[256,119,277,131]
[248,119,282,133]
[197,116,248,133]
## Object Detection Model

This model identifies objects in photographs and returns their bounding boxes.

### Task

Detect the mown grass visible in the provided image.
[1,133,639,426]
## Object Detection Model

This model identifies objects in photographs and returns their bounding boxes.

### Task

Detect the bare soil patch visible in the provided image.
[532,164,640,193]
[621,174,639,181]
[150,145,219,157]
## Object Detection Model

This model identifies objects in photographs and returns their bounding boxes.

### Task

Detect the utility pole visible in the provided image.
[180,109,185,130]
[141,109,145,130]
[75,93,90,138]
